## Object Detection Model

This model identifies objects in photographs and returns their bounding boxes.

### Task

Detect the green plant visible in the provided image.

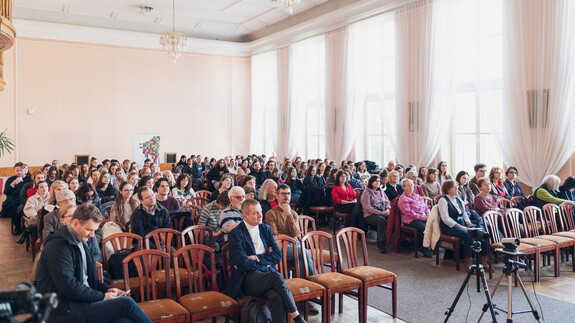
[0,128,15,157]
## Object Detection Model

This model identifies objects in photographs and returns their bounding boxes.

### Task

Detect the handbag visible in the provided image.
[107,248,138,279]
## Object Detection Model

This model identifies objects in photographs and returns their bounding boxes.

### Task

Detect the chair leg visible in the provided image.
[414,231,419,258]
[555,247,560,277]
[435,244,440,266]
[455,242,460,272]
[323,292,331,323]
[331,294,335,315]
[392,279,398,318]
[361,286,368,323]
[338,293,343,314]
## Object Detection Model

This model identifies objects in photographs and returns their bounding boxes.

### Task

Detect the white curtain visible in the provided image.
[250,51,278,155]
[290,36,326,159]
[501,0,575,187]
[325,27,355,164]
[275,46,291,159]
[394,0,456,167]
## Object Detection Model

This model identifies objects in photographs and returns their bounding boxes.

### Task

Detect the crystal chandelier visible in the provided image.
[159,0,187,62]
[271,0,301,15]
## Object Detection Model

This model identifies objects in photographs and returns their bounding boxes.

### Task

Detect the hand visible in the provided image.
[107,288,123,295]
[247,255,260,262]
[104,291,118,300]
[466,222,474,228]
[227,223,239,231]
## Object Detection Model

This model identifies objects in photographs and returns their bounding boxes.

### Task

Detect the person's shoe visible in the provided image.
[377,242,387,253]
[307,302,319,316]
[419,247,433,258]
[16,231,28,245]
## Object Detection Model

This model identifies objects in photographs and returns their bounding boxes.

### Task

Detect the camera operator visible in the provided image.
[36,203,151,323]
[438,180,488,269]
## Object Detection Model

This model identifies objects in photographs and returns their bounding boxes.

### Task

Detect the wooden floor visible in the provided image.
[2,215,574,322]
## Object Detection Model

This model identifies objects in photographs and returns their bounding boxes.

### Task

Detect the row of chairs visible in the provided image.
[482,203,575,282]
[101,224,397,322]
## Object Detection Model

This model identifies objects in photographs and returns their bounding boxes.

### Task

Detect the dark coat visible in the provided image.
[130,204,171,245]
[36,226,109,323]
[227,222,281,300]
[2,174,31,210]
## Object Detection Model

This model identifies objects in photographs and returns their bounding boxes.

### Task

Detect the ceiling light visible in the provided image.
[159,0,187,62]
[271,0,301,15]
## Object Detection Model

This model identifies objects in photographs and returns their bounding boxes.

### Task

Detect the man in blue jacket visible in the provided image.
[36,203,150,323]
[227,199,306,323]
[1,162,31,235]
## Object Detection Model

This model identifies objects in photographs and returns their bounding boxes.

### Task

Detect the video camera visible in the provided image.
[0,283,57,323]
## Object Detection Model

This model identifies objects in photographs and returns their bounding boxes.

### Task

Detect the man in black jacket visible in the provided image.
[36,203,150,323]
[1,162,31,235]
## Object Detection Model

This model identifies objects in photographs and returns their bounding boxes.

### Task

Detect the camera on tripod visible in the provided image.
[0,283,57,323]
[495,238,527,269]
[467,227,490,240]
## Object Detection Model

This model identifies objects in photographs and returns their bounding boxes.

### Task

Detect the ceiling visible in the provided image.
[12,0,336,43]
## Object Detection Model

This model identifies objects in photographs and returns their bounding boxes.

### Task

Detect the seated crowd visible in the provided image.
[2,155,575,322]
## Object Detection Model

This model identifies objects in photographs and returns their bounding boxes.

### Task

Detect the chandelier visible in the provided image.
[271,0,301,15]
[159,0,187,62]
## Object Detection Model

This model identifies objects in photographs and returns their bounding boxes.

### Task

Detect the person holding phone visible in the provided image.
[36,203,151,323]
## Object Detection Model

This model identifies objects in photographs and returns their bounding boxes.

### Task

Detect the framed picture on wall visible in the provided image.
[75,154,90,165]
[164,153,177,164]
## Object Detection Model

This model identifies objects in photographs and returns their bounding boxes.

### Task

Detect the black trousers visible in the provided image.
[242,271,297,323]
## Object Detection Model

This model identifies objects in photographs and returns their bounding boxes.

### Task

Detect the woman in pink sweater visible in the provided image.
[398,178,432,257]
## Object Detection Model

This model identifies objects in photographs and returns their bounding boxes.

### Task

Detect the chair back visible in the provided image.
[144,228,180,252]
[503,208,524,238]
[181,225,214,247]
[542,203,561,234]
[423,197,434,209]
[523,206,542,238]
[274,235,300,279]
[173,244,217,298]
[195,190,212,199]
[559,202,575,231]
[221,243,230,290]
[122,249,171,301]
[169,210,192,232]
[336,227,368,270]
[482,211,504,243]
[500,198,514,209]
[189,197,210,209]
[101,232,142,269]
[297,215,316,239]
[301,231,336,276]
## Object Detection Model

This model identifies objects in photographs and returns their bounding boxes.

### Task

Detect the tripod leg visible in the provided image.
[444,267,476,323]
[515,274,541,322]
[478,272,505,322]
[478,269,498,323]
[507,274,513,322]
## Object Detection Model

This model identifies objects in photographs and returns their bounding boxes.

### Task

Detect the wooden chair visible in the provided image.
[482,211,540,281]
[557,203,575,235]
[540,204,575,274]
[505,208,559,278]
[195,190,212,199]
[336,227,397,321]
[188,197,210,209]
[173,244,240,323]
[102,232,142,271]
[275,235,327,322]
[302,231,362,322]
[332,211,351,235]
[434,234,463,271]
[297,215,316,239]
[423,196,434,209]
[500,198,514,209]
[122,249,189,322]
[181,225,213,247]
[144,228,184,296]
[309,206,333,227]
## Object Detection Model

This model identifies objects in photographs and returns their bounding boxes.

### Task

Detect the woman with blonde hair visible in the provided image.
[489,167,510,199]
[384,170,403,201]
[162,170,177,189]
[46,180,69,212]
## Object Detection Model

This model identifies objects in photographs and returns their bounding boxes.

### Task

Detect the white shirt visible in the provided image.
[437,195,470,228]
[245,222,266,254]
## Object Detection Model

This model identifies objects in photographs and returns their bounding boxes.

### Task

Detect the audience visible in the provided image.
[437,161,453,184]
[455,171,475,206]
[421,167,441,201]
[109,182,138,228]
[331,170,357,213]
[468,163,487,196]
[130,187,171,246]
[384,170,403,201]
[489,167,510,199]
[472,177,505,215]
[503,166,526,206]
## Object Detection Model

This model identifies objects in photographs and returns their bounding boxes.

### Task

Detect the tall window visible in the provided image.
[446,0,503,173]
[251,51,278,155]
[348,14,396,165]
[291,36,326,159]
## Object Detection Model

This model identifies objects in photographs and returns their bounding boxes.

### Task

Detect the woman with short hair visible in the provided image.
[472,177,505,215]
[384,170,403,201]
[532,175,574,208]
[398,178,432,257]
[331,170,357,214]
[421,167,441,201]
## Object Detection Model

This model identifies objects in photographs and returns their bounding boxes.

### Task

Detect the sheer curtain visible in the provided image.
[394,0,456,167]
[501,0,575,187]
[325,27,355,164]
[276,46,291,159]
[250,51,278,155]
[290,36,326,159]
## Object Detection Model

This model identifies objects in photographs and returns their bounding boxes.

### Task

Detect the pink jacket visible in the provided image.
[398,192,429,224]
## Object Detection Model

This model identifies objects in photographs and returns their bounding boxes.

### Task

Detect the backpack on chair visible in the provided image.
[240,298,272,323]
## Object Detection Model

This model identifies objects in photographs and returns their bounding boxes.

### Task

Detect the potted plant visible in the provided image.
[0,128,14,157]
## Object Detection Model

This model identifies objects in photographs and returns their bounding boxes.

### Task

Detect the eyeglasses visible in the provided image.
[279,192,291,196]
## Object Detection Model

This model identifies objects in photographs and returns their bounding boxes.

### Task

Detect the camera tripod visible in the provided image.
[444,241,497,323]
[477,250,540,323]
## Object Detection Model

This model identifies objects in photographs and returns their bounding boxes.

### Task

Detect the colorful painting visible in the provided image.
[132,134,161,166]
